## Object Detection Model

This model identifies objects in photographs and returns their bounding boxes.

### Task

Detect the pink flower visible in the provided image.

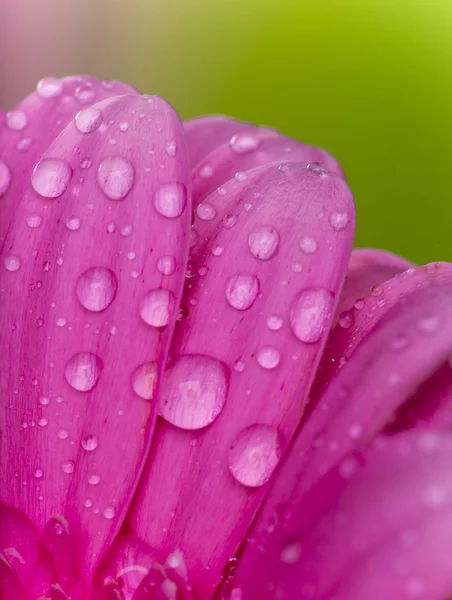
[1,76,451,600]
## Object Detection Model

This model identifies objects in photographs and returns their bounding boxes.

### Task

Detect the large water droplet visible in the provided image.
[229,425,281,487]
[248,226,280,260]
[257,346,281,369]
[75,107,103,134]
[65,352,103,392]
[290,288,333,343]
[225,273,259,311]
[230,133,260,154]
[3,255,21,272]
[0,160,11,197]
[97,156,134,200]
[6,110,27,131]
[159,355,230,430]
[36,77,63,99]
[131,362,158,400]
[31,158,72,198]
[76,267,118,312]
[153,182,187,218]
[139,288,175,328]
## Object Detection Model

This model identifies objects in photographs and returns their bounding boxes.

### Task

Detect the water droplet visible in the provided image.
[299,237,317,254]
[132,362,158,400]
[80,158,93,169]
[56,317,67,327]
[4,255,21,272]
[88,474,100,485]
[223,214,238,229]
[225,273,259,311]
[330,212,349,231]
[338,310,354,329]
[248,226,280,260]
[34,468,44,478]
[417,316,440,335]
[267,315,283,331]
[0,160,11,197]
[196,202,217,221]
[16,137,33,152]
[120,224,133,237]
[62,460,75,474]
[65,352,103,392]
[199,163,214,178]
[233,360,246,373]
[235,172,247,182]
[159,355,230,430]
[65,216,81,231]
[81,434,98,451]
[75,107,103,134]
[97,156,134,200]
[257,346,281,369]
[157,255,176,275]
[139,288,175,327]
[153,182,187,218]
[84,498,93,508]
[280,542,301,564]
[76,267,118,312]
[36,77,63,99]
[31,158,72,198]
[106,222,116,233]
[307,162,326,175]
[230,133,260,154]
[290,288,334,343]
[26,214,42,228]
[229,424,281,487]
[6,110,27,131]
[39,396,50,406]
[75,85,95,104]
[119,122,129,132]
[166,140,177,156]
[103,506,115,520]
[57,428,69,440]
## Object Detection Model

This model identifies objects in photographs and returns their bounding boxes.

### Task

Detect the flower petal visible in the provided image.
[128,161,354,595]
[0,94,190,584]
[0,76,139,246]
[228,430,452,599]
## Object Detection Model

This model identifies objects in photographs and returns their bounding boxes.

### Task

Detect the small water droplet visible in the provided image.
[88,474,100,485]
[16,137,33,152]
[157,255,176,275]
[212,246,225,257]
[120,224,133,237]
[106,222,116,233]
[65,352,103,392]
[290,288,333,343]
[56,317,67,327]
[248,226,280,260]
[31,158,72,198]
[119,121,129,132]
[39,396,50,406]
[97,156,134,200]
[307,162,326,175]
[57,428,69,440]
[26,214,42,228]
[0,160,11,197]
[80,158,93,169]
[417,316,440,335]
[225,273,259,311]
[266,315,283,331]
[166,140,177,156]
[257,346,281,369]
[75,107,103,134]
[103,506,115,520]
[338,310,354,329]
[84,498,93,508]
[223,214,238,229]
[230,133,260,154]
[153,182,187,218]
[132,362,158,400]
[229,424,281,487]
[233,360,246,373]
[65,216,81,231]
[62,460,75,474]
[330,212,349,231]
[196,202,217,221]
[81,434,98,451]
[33,468,44,479]
[199,163,214,178]
[6,110,27,131]
[75,85,95,104]
[36,77,63,99]
[159,355,230,430]
[4,255,21,272]
[139,288,175,327]
[76,267,118,312]
[299,237,317,254]
[280,542,302,564]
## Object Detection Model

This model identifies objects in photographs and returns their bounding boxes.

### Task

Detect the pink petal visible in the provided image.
[228,280,452,596]
[0,94,190,587]
[227,430,452,599]
[128,161,355,596]
[0,76,139,246]
[0,556,26,600]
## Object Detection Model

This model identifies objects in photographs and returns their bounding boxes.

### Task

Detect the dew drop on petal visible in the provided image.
[153,182,187,218]
[229,425,282,487]
[76,267,118,312]
[6,110,27,131]
[97,156,134,200]
[65,352,103,392]
[0,160,11,197]
[4,255,21,272]
[159,355,230,430]
[120,224,133,237]
[132,362,158,400]
[290,288,334,343]
[157,255,176,275]
[248,226,280,260]
[36,77,63,98]
[230,133,260,154]
[26,214,42,228]
[267,315,283,331]
[58,428,69,440]
[196,202,217,221]
[417,316,440,335]
[75,107,103,134]
[65,216,81,231]
[103,506,115,520]
[88,474,101,485]
[299,237,317,254]
[81,434,98,451]
[62,460,75,474]
[330,212,349,231]
[75,85,95,104]
[225,273,259,311]
[166,140,177,156]
[257,346,281,369]
[280,542,302,564]
[307,162,326,175]
[139,288,175,327]
[31,158,72,198]
[33,468,44,479]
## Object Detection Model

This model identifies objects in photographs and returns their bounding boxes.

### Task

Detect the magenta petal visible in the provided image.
[0,76,139,247]
[0,556,26,600]
[0,94,190,582]
[128,161,355,596]
[229,430,452,599]
[0,504,39,586]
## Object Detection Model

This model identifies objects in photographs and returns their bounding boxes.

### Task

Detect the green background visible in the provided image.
[117,0,451,265]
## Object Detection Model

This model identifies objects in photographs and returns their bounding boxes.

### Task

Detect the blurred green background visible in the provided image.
[2,0,451,264]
